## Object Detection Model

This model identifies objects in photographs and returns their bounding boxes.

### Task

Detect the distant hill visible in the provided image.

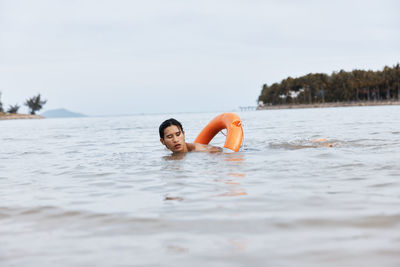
[41,108,87,118]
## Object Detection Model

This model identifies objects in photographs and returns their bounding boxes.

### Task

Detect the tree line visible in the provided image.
[258,64,400,106]
[0,93,47,115]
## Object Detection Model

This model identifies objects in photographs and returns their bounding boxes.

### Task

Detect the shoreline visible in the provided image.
[257,100,400,110]
[0,113,44,120]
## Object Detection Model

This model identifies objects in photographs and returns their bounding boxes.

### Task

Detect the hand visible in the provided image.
[208,146,223,153]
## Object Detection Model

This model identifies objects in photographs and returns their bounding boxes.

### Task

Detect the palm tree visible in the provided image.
[25,94,47,115]
[7,104,20,114]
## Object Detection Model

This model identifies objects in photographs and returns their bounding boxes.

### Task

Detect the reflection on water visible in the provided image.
[228,173,246,178]
[217,171,247,197]
[218,189,247,197]
[1,106,400,267]
[224,153,245,162]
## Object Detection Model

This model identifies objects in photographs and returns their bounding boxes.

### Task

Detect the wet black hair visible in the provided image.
[159,118,184,139]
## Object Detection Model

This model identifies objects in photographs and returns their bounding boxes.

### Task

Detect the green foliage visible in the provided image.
[258,63,400,105]
[25,94,47,115]
[7,104,20,114]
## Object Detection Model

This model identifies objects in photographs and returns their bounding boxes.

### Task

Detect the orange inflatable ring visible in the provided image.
[194,113,243,152]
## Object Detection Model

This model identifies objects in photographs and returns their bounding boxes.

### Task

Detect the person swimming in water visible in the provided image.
[159,118,222,153]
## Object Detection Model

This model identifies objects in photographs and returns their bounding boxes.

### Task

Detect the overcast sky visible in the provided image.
[0,0,399,116]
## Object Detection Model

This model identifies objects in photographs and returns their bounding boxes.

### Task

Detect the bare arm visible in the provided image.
[187,143,222,153]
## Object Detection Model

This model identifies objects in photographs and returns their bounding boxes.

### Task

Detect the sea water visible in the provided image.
[1,106,399,267]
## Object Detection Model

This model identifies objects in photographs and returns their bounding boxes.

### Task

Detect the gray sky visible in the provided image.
[1,0,399,116]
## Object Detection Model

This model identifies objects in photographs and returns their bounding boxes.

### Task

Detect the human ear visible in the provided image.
[160,138,165,145]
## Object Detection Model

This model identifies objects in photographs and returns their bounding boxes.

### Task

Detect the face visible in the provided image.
[160,125,187,153]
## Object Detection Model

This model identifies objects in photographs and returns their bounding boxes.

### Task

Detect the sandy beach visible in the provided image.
[257,100,400,110]
[0,113,44,120]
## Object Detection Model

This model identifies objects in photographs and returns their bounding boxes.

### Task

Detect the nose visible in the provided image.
[172,135,179,143]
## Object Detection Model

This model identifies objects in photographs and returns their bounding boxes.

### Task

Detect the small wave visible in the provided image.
[242,147,262,152]
[295,214,400,229]
[331,163,366,169]
[20,151,52,155]
[368,182,398,188]
[268,139,338,150]
[1,137,16,141]
[52,134,73,139]
[267,138,397,150]
[269,142,316,150]
[0,206,158,230]
[112,127,135,131]
[2,205,400,237]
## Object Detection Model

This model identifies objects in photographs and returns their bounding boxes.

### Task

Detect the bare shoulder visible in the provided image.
[191,143,222,153]
[186,142,196,152]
